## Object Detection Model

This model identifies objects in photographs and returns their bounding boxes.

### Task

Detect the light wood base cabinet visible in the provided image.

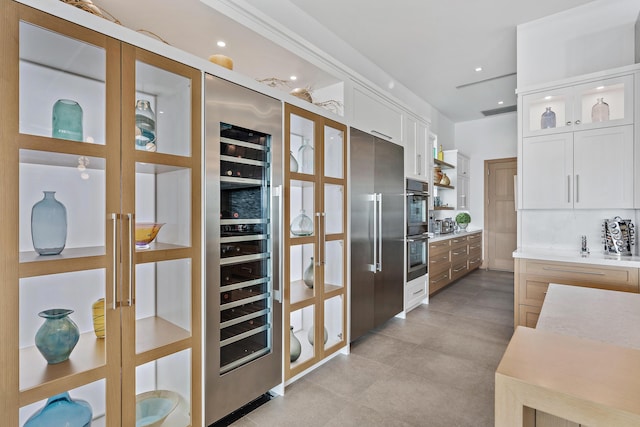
[514,258,639,327]
[428,231,482,295]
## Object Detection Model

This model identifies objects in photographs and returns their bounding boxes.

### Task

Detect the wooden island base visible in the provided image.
[496,284,640,426]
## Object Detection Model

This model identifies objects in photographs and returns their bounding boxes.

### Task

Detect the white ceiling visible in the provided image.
[242,0,600,122]
[95,0,602,122]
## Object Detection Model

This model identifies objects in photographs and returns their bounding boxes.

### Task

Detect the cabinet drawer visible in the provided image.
[468,255,482,270]
[406,279,427,308]
[450,246,468,263]
[429,269,451,294]
[518,278,549,307]
[519,305,541,328]
[429,253,451,276]
[467,232,482,244]
[450,236,468,247]
[429,239,450,255]
[521,260,639,292]
[450,261,469,281]
[468,241,482,253]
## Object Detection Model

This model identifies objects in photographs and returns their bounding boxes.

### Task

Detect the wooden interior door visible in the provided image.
[484,158,517,271]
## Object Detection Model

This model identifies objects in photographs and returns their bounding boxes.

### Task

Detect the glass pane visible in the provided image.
[290,180,315,237]
[289,305,315,367]
[290,243,316,304]
[526,92,568,133]
[578,82,625,125]
[324,125,344,178]
[324,184,343,235]
[218,123,272,373]
[19,380,107,426]
[324,240,344,291]
[324,295,344,351]
[136,164,191,248]
[290,114,315,175]
[136,259,192,354]
[19,22,106,144]
[136,349,191,426]
[20,150,106,254]
[135,61,192,156]
[19,270,106,391]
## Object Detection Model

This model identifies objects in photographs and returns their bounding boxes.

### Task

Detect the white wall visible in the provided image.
[517,0,640,88]
[454,112,517,229]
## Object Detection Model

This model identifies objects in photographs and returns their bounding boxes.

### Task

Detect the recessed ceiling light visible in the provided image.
[217,41,226,47]
[596,86,605,90]
[498,101,504,105]
[290,75,297,81]
[475,67,483,72]
[544,95,552,100]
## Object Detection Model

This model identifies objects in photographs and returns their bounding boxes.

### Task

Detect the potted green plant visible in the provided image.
[455,212,471,230]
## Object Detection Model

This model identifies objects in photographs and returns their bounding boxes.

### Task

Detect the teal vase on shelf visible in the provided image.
[135,99,157,152]
[52,99,83,142]
[34,308,79,364]
[24,392,92,427]
[31,191,67,256]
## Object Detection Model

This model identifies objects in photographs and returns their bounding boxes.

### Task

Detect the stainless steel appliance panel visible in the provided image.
[350,128,404,342]
[205,74,282,425]
[349,130,376,341]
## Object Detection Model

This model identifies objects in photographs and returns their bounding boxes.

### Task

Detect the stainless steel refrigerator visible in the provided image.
[350,128,405,342]
[204,75,282,425]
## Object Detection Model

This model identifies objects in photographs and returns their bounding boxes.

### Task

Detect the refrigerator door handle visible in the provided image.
[376,193,382,272]
[371,193,377,273]
[273,184,283,303]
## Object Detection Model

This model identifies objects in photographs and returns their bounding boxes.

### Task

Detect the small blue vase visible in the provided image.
[540,107,556,129]
[24,392,92,427]
[31,191,67,255]
[52,99,83,142]
[35,309,80,364]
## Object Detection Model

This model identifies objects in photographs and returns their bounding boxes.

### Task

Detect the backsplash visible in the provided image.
[519,209,640,255]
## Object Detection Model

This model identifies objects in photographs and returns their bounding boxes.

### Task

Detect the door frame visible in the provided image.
[483,157,517,271]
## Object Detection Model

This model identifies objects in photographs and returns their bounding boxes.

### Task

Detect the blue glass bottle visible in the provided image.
[31,191,67,255]
[24,392,92,427]
[52,99,83,142]
[540,107,556,129]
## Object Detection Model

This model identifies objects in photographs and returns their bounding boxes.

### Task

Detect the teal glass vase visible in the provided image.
[135,99,157,151]
[52,99,83,142]
[24,392,92,427]
[34,309,79,364]
[31,191,67,255]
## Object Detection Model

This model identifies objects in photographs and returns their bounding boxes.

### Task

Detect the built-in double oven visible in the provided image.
[406,178,430,281]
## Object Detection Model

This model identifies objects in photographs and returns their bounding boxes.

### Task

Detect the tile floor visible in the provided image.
[231,269,514,427]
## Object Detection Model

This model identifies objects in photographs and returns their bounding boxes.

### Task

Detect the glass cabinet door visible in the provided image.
[284,104,347,380]
[124,47,201,427]
[522,87,573,137]
[13,9,116,427]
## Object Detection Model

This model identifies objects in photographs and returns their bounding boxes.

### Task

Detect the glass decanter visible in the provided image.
[591,97,610,122]
[540,107,556,129]
[290,209,313,236]
[297,139,314,174]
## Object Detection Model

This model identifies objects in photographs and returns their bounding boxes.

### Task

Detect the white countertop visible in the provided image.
[429,227,482,243]
[513,247,640,268]
[537,284,640,350]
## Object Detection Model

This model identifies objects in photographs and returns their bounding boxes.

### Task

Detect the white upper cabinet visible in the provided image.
[521,125,634,209]
[522,75,633,137]
[404,114,429,180]
[351,84,403,143]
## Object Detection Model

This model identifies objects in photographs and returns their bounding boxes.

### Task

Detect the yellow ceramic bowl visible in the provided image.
[135,223,164,249]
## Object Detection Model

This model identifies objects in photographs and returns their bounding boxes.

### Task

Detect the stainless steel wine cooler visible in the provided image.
[204,75,283,425]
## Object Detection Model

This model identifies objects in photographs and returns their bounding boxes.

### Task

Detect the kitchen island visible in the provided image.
[495,284,640,426]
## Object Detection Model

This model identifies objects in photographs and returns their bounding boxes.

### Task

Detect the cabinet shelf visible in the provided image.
[433,206,455,211]
[434,158,455,169]
[434,183,454,190]
[19,247,106,278]
[135,316,191,366]
[289,280,344,308]
[20,331,106,406]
